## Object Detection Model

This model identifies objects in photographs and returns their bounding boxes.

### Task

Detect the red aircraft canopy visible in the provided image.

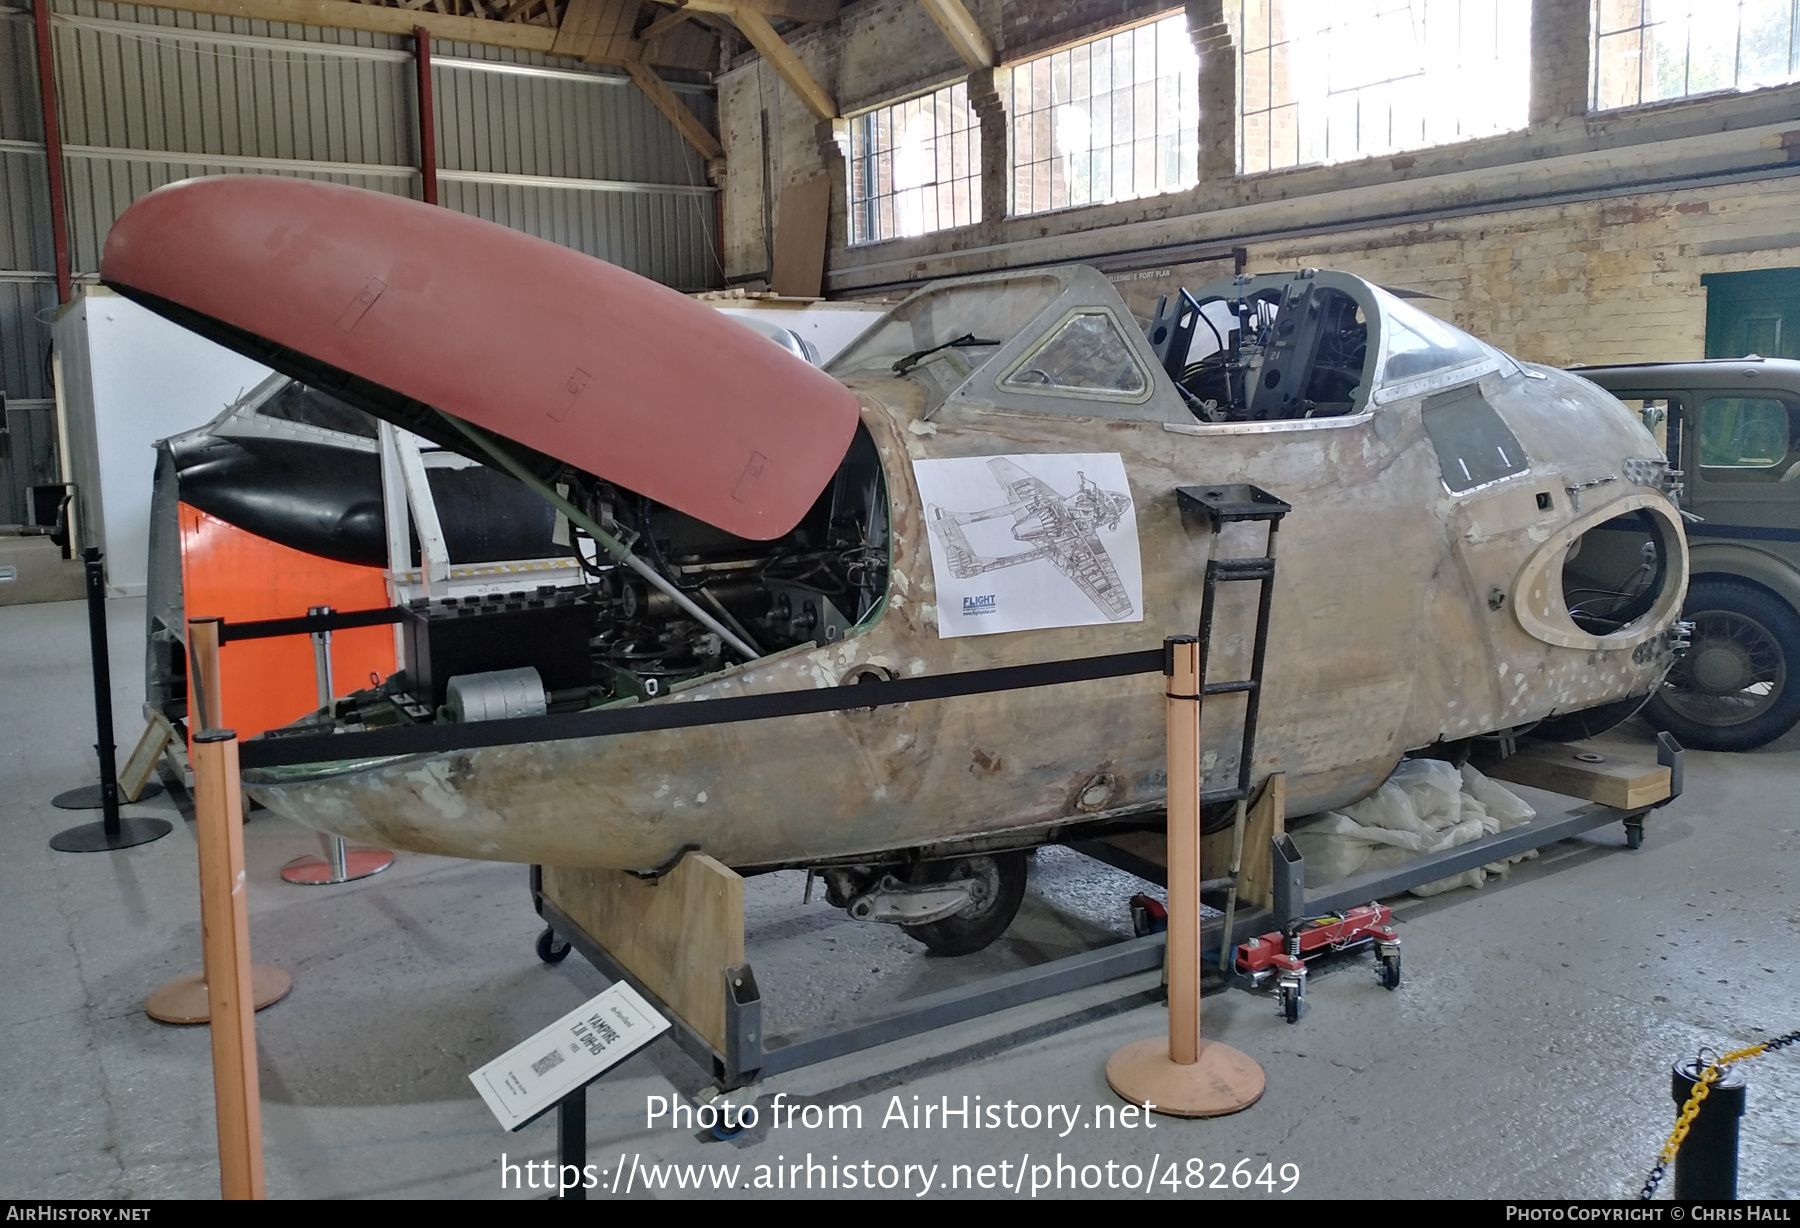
[101,176,861,540]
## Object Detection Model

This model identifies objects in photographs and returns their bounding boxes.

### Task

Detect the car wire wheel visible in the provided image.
[1646,580,1800,751]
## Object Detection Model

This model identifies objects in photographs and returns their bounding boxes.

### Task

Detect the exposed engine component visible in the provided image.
[446,667,548,723]
[402,588,593,711]
[330,422,891,723]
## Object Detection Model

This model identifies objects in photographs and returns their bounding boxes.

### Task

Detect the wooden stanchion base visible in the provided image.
[1106,1036,1266,1119]
[146,966,292,1025]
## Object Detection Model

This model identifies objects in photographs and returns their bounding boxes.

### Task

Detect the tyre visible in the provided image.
[900,851,1028,957]
[1279,981,1305,1024]
[1378,951,1401,991]
[1645,580,1800,751]
[536,927,571,964]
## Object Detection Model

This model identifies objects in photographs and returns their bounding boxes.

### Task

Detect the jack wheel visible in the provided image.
[536,927,571,964]
[1378,952,1401,991]
[1278,982,1305,1024]
[1624,822,1645,851]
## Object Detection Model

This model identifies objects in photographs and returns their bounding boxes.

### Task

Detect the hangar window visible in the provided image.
[848,83,983,244]
[1592,0,1800,110]
[1230,0,1530,174]
[1006,14,1200,216]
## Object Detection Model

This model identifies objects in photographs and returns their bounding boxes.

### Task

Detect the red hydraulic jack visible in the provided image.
[1234,903,1401,1024]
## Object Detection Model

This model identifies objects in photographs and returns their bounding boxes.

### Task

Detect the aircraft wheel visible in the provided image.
[536,927,571,964]
[900,851,1028,957]
[1645,580,1800,752]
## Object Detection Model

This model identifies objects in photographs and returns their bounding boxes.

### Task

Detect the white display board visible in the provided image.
[913,452,1143,638]
[54,289,272,596]
[469,982,669,1131]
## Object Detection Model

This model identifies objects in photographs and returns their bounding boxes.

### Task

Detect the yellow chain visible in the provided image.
[1654,1043,1767,1167]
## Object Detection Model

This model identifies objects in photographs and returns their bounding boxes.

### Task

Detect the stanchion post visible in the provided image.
[192,728,265,1200]
[280,607,395,886]
[189,616,225,734]
[1166,636,1202,1065]
[145,620,290,1025]
[48,549,172,850]
[1672,1059,1746,1199]
[1105,636,1264,1118]
[557,1086,587,1201]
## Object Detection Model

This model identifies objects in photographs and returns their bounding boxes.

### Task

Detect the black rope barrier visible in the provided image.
[215,606,408,644]
[234,644,1166,770]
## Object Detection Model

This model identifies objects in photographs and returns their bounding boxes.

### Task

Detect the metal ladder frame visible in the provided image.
[1174,483,1291,966]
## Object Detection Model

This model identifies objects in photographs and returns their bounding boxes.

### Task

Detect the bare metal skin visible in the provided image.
[244,268,1687,872]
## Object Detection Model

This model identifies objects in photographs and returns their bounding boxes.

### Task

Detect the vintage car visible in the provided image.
[1576,357,1800,751]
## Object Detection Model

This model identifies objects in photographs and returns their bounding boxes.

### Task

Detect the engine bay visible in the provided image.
[292,423,891,732]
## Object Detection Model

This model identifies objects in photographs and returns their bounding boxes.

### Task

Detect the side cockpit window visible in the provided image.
[1000,310,1151,402]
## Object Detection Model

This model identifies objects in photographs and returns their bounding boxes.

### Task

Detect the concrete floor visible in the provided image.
[2,595,1795,1200]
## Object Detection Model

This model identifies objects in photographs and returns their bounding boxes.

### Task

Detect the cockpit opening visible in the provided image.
[1147,274,1369,423]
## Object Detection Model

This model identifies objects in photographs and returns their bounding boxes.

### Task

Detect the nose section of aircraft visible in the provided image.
[100,176,862,540]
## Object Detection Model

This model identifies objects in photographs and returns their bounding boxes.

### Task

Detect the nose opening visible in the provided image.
[1560,508,1670,637]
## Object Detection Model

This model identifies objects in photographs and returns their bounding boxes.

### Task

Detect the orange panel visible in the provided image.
[179,503,396,739]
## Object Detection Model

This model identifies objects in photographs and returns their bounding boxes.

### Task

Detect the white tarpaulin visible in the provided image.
[1287,760,1538,897]
[912,452,1144,638]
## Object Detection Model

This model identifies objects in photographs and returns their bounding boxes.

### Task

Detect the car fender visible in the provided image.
[1688,539,1800,616]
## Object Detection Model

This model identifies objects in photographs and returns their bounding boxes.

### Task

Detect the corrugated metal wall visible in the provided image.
[0,0,720,522]
[0,6,57,523]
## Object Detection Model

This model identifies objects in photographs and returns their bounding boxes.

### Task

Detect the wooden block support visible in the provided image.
[541,854,744,1054]
[1477,741,1671,810]
[1236,773,1285,911]
[119,711,176,803]
[192,731,265,1200]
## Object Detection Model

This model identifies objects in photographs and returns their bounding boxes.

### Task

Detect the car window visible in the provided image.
[1697,396,1800,481]
[1611,397,1676,454]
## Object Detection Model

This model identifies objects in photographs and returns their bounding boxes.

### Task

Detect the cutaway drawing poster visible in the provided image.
[912,452,1143,638]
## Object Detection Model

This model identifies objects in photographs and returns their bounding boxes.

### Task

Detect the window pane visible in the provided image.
[1002,312,1148,397]
[1008,14,1200,216]
[1699,398,1799,470]
[1230,0,1530,172]
[1593,0,1800,110]
[845,83,983,244]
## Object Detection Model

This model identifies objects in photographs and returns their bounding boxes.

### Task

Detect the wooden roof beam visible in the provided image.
[639,2,694,41]
[730,6,835,119]
[647,0,838,25]
[109,0,560,52]
[623,48,725,161]
[916,0,991,70]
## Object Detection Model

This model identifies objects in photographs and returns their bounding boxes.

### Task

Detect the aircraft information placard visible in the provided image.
[469,982,669,1131]
[913,452,1144,638]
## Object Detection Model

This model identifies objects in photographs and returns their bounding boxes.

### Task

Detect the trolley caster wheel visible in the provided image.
[536,927,571,964]
[1624,821,1645,851]
[1277,978,1306,1024]
[1378,951,1401,991]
